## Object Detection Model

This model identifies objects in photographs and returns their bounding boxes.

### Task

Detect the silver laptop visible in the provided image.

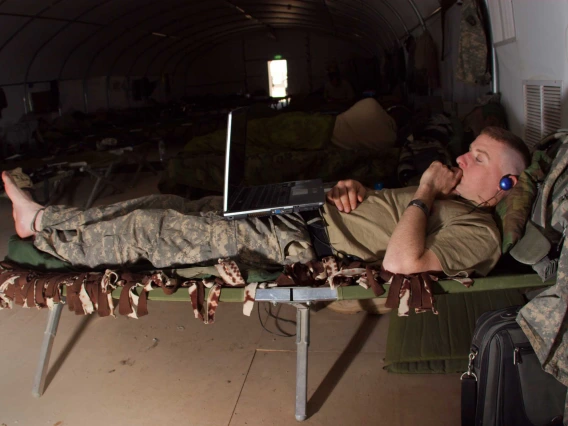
[223,107,325,220]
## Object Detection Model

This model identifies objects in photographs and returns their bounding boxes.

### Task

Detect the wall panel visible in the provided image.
[496,0,568,137]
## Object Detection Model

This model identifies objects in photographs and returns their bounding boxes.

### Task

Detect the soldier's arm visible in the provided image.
[382,184,443,274]
[382,162,461,275]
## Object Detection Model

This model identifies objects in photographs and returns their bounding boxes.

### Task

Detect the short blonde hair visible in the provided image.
[480,127,531,170]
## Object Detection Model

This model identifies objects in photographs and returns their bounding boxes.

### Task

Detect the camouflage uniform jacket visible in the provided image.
[517,236,568,419]
[456,0,491,85]
[516,132,568,418]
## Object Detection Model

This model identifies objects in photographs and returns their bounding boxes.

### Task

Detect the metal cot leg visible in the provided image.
[83,162,121,209]
[32,303,64,398]
[295,304,310,422]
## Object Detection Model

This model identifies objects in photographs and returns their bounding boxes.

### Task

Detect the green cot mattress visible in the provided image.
[384,289,526,374]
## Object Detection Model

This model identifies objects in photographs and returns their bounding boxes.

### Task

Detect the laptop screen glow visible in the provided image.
[223,108,247,212]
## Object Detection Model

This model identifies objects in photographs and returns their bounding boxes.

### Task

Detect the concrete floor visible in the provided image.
[0,170,461,426]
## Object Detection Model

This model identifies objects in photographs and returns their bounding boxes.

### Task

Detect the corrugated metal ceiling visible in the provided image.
[0,0,442,86]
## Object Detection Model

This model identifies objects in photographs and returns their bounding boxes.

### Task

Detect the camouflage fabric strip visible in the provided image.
[243,282,258,316]
[0,256,464,321]
[188,283,202,321]
[205,284,222,324]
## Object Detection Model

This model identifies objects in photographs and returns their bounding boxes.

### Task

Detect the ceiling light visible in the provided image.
[152,32,167,37]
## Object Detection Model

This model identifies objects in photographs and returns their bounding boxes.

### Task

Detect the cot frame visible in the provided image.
[30,274,551,421]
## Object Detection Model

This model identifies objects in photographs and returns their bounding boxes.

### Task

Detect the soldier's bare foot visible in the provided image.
[2,171,44,238]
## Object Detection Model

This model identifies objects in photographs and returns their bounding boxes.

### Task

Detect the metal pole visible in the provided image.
[242,37,248,93]
[83,161,118,210]
[294,303,310,422]
[83,81,88,113]
[32,303,64,398]
[106,75,111,110]
[24,84,32,113]
[400,7,442,39]
[378,0,410,36]
[482,0,498,93]
[406,0,426,31]
[22,93,29,115]
[306,32,313,93]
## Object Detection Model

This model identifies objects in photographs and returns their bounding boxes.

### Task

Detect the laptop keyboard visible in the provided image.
[236,183,292,210]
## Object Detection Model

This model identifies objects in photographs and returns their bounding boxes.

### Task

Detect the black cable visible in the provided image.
[307,220,335,251]
[257,302,296,337]
[264,303,296,325]
[465,191,501,214]
[311,231,334,251]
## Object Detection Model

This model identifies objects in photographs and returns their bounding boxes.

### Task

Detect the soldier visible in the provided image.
[2,127,529,277]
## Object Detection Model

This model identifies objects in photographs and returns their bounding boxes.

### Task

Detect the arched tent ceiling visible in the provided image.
[0,0,442,86]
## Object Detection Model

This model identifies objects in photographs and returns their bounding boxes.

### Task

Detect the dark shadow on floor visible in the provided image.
[307,314,381,418]
[44,313,95,390]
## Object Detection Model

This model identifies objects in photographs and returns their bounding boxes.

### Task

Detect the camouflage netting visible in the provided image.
[0,256,472,323]
[159,111,400,197]
[160,148,400,197]
[183,112,335,155]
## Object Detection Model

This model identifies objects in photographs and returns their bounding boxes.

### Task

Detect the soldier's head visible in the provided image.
[455,127,530,206]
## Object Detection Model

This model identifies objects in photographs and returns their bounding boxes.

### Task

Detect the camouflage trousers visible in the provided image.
[34,195,315,269]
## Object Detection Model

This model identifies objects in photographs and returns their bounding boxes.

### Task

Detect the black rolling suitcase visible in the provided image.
[461,305,566,426]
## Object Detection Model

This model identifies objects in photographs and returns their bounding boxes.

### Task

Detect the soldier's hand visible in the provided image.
[419,161,463,197]
[326,179,366,213]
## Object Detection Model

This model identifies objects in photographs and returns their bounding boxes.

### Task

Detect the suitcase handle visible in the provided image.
[461,375,477,426]
[461,350,478,426]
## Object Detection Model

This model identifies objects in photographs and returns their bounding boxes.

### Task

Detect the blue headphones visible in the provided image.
[499,174,516,191]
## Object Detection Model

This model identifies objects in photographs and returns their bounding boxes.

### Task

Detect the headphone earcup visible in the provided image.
[499,175,514,191]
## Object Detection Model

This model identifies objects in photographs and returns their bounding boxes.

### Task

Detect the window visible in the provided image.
[267,59,288,98]
[487,0,516,45]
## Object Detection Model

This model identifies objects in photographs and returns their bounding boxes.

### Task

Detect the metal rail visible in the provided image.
[32,287,339,422]
[405,0,426,31]
[482,0,498,92]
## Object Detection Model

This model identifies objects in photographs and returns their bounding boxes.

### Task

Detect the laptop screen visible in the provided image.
[223,107,247,212]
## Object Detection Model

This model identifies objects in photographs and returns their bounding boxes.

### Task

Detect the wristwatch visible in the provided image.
[407,199,430,217]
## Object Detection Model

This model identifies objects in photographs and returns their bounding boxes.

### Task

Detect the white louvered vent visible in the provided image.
[523,81,563,149]
[488,0,516,45]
